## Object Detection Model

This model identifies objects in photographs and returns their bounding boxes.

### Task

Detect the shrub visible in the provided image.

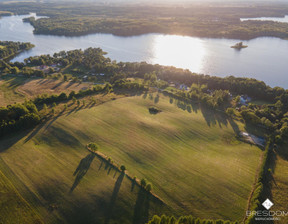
[88,143,98,151]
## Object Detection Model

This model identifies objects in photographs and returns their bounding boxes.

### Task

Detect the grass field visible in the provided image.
[0,164,43,224]
[271,144,288,224]
[0,93,262,223]
[0,76,93,106]
[0,76,27,106]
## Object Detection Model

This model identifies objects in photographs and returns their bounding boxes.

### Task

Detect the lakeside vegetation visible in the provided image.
[2,47,287,103]
[1,2,288,39]
[0,11,12,16]
[0,41,34,60]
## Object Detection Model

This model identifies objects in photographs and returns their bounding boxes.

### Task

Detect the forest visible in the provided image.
[1,2,288,39]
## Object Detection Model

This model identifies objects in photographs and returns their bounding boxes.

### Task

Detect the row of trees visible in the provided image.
[163,84,231,109]
[113,79,147,91]
[33,85,104,105]
[147,215,238,224]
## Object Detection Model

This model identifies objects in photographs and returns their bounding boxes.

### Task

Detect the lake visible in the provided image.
[1,13,288,88]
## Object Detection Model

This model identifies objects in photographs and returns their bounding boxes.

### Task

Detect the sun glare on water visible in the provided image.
[151,35,206,72]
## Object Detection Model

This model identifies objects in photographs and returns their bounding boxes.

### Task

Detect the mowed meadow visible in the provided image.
[0,93,263,223]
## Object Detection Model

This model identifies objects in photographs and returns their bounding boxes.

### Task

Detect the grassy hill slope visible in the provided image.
[0,93,262,223]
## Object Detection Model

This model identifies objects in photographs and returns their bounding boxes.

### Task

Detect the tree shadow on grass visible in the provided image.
[104,172,125,224]
[65,106,78,116]
[200,106,231,130]
[51,81,64,90]
[228,117,240,135]
[132,187,150,224]
[74,105,85,113]
[0,129,32,152]
[70,153,95,192]
[65,81,75,88]
[131,179,136,192]
[154,94,160,104]
[25,107,71,144]
[24,121,47,143]
[44,109,66,131]
[142,91,148,99]
[163,92,200,114]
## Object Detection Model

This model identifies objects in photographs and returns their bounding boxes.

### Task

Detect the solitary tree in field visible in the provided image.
[52,102,56,108]
[88,143,98,151]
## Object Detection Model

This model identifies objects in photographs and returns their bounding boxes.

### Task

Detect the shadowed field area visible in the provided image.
[0,93,262,223]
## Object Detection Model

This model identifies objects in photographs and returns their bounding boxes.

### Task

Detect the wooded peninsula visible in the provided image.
[1,2,288,39]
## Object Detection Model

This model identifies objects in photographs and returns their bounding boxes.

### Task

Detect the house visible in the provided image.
[179,84,189,91]
[239,95,252,105]
[40,65,48,70]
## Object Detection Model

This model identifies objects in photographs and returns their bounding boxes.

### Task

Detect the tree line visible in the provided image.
[147,215,238,224]
[0,41,34,60]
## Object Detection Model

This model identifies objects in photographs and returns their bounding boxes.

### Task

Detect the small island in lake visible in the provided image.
[231,42,248,49]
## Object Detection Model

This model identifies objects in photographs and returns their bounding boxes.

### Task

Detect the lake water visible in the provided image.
[1,13,288,88]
